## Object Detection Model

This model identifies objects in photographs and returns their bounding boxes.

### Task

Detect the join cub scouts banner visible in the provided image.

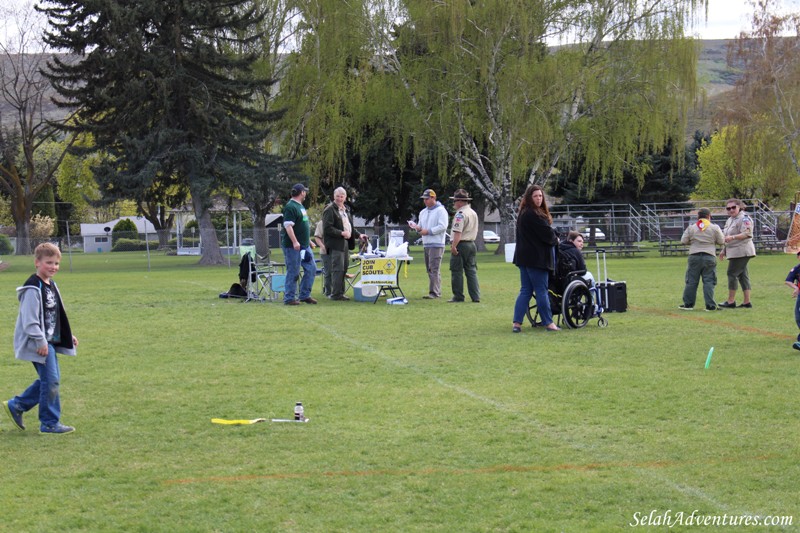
[360,258,399,285]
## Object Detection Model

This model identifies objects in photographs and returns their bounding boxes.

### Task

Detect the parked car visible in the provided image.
[483,230,500,243]
[580,228,606,240]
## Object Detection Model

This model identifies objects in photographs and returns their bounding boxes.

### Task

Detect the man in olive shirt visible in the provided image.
[448,189,480,303]
[322,187,368,301]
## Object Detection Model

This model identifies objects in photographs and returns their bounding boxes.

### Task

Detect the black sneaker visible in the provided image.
[793,342,800,352]
[740,302,752,308]
[705,305,722,311]
[718,301,736,309]
[678,304,694,310]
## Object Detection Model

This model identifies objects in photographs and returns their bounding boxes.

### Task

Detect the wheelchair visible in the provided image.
[526,268,608,329]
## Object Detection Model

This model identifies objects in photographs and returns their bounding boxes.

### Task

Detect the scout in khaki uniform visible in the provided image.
[448,189,480,302]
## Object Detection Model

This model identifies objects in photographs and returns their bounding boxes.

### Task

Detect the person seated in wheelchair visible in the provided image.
[558,231,594,287]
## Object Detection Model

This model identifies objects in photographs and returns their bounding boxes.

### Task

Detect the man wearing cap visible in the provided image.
[448,189,481,303]
[323,186,368,301]
[281,183,317,305]
[679,208,725,311]
[410,189,449,299]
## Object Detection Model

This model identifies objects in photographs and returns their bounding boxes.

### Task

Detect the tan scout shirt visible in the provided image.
[451,204,478,241]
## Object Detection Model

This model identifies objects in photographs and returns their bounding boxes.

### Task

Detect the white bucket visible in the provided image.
[504,243,516,263]
[388,230,405,249]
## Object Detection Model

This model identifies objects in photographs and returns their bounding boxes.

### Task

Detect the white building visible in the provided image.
[80,217,157,253]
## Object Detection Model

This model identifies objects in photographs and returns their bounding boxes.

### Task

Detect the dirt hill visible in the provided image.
[687,39,741,137]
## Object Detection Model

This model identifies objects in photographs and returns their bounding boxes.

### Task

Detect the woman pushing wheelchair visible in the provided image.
[512,185,560,333]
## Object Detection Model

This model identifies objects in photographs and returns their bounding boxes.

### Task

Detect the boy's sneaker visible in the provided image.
[40,423,75,434]
[718,301,736,309]
[705,305,722,311]
[793,342,800,352]
[678,304,694,310]
[2,401,25,430]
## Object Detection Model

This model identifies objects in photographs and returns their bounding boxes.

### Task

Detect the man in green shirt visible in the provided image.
[281,183,317,305]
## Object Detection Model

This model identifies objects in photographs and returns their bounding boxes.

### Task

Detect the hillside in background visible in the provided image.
[687,39,741,138]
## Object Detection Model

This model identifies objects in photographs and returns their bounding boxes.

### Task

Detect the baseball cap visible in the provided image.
[291,183,309,195]
[449,189,472,201]
[420,189,437,199]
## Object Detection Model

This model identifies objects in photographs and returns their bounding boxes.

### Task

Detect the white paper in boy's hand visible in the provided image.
[407,219,416,227]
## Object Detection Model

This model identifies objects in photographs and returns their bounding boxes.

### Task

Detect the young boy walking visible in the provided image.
[785,250,800,352]
[3,243,79,434]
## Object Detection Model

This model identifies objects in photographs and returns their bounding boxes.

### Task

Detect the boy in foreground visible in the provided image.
[3,243,79,434]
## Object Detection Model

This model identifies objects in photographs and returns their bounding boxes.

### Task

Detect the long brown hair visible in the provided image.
[518,185,552,223]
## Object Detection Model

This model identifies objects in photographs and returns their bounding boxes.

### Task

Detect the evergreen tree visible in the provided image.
[234,155,304,260]
[551,132,705,207]
[40,0,285,264]
[339,134,430,228]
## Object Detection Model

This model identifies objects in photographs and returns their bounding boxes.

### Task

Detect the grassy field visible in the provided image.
[0,247,798,532]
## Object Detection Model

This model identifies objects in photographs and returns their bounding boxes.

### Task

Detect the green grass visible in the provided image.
[0,248,798,532]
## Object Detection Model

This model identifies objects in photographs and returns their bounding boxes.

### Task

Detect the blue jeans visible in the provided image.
[282,246,315,302]
[9,344,61,427]
[513,266,553,326]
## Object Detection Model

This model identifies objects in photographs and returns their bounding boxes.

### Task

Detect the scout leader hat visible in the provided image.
[420,189,437,199]
[449,189,472,201]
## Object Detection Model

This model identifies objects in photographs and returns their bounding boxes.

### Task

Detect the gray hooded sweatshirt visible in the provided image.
[14,274,76,362]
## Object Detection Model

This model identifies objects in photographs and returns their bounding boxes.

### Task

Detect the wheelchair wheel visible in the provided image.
[562,280,592,329]
[526,292,563,328]
[526,302,542,327]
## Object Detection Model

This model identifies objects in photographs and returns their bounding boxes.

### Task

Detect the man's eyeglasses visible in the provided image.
[726,206,738,211]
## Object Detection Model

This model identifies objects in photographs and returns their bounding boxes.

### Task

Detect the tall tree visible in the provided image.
[712,0,800,204]
[551,132,704,205]
[695,125,795,204]
[40,0,285,264]
[339,132,432,227]
[0,2,76,254]
[234,155,304,260]
[278,0,704,243]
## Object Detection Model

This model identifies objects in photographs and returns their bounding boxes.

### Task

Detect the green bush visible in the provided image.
[112,219,138,245]
[183,220,199,237]
[112,238,149,252]
[0,234,12,255]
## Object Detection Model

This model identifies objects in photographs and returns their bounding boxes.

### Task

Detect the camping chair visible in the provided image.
[344,253,362,295]
[239,246,285,302]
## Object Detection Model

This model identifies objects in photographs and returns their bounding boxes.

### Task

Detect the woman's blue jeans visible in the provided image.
[9,344,60,427]
[513,266,553,327]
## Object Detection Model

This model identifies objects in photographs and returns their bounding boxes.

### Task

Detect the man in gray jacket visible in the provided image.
[679,208,725,311]
[410,189,449,299]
